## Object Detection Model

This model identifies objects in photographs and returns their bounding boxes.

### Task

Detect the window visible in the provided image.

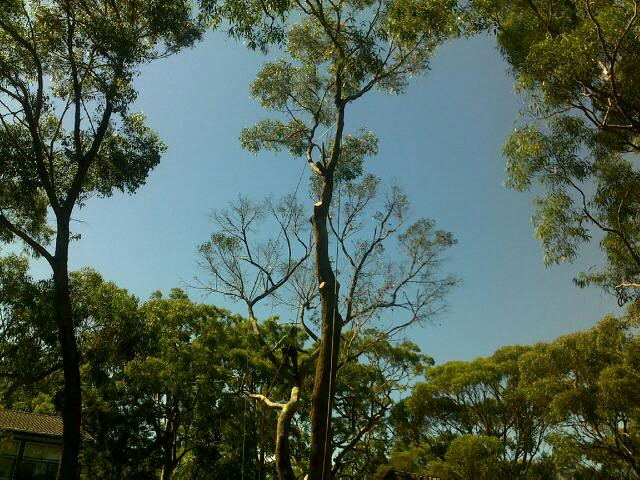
[0,439,19,480]
[16,442,61,480]
[0,440,61,480]
[22,444,60,463]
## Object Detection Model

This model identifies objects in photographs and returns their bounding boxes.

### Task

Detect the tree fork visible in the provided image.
[249,387,300,480]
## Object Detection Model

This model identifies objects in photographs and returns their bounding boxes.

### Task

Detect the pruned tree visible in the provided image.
[0,1,201,476]
[198,172,457,479]
[226,1,461,478]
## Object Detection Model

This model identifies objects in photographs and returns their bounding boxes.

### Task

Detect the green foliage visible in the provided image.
[389,313,640,479]
[433,434,504,480]
[240,0,461,167]
[0,0,201,250]
[0,255,57,403]
[87,113,166,197]
[332,335,429,477]
[469,0,640,303]
[6,261,640,478]
[199,0,291,51]
[520,314,640,478]
[0,261,276,478]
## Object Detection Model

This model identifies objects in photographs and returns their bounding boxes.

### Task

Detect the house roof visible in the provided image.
[0,410,63,437]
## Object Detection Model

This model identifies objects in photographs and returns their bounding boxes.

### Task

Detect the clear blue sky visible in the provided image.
[30,30,621,364]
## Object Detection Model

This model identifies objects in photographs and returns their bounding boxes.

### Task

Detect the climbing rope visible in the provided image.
[321,177,341,480]
[241,350,249,480]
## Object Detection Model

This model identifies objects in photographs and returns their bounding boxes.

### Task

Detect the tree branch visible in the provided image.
[0,211,54,266]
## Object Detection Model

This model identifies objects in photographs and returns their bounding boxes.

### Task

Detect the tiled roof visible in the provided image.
[0,410,63,437]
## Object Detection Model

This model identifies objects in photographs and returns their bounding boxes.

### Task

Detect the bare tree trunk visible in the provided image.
[53,219,82,480]
[308,311,341,480]
[275,387,300,480]
[308,105,345,479]
[306,95,347,480]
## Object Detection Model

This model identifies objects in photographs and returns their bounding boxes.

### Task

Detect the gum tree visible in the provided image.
[521,315,640,477]
[392,345,553,479]
[237,2,461,474]
[0,1,200,477]
[470,0,640,304]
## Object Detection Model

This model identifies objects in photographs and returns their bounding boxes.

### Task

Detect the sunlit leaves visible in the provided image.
[473,0,640,301]
[532,191,589,265]
[387,0,460,44]
[287,20,334,64]
[393,343,552,479]
[392,315,640,478]
[199,0,290,51]
[241,118,310,156]
[437,434,504,480]
[338,130,379,181]
[88,113,165,197]
[240,0,461,167]
[518,315,640,476]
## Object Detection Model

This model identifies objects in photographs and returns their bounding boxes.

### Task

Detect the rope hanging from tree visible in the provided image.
[321,174,341,480]
[241,349,249,480]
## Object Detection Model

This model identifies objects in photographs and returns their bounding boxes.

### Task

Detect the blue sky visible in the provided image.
[29,30,621,364]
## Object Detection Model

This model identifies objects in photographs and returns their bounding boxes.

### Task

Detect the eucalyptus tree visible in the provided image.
[520,314,640,478]
[0,261,269,479]
[0,1,201,476]
[110,289,253,480]
[0,261,150,477]
[227,2,460,478]
[388,313,640,479]
[469,0,640,304]
[392,345,552,479]
[199,178,457,478]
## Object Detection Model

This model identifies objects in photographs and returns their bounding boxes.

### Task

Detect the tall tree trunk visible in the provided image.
[308,167,343,480]
[275,387,300,480]
[53,220,82,480]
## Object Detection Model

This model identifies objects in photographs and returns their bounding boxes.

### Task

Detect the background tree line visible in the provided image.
[386,310,640,479]
[2,258,639,479]
[0,256,432,479]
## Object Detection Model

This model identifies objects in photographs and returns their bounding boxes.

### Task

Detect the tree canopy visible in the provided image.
[470,0,640,304]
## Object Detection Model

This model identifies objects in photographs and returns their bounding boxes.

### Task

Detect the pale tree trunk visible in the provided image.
[275,387,300,480]
[249,387,300,480]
